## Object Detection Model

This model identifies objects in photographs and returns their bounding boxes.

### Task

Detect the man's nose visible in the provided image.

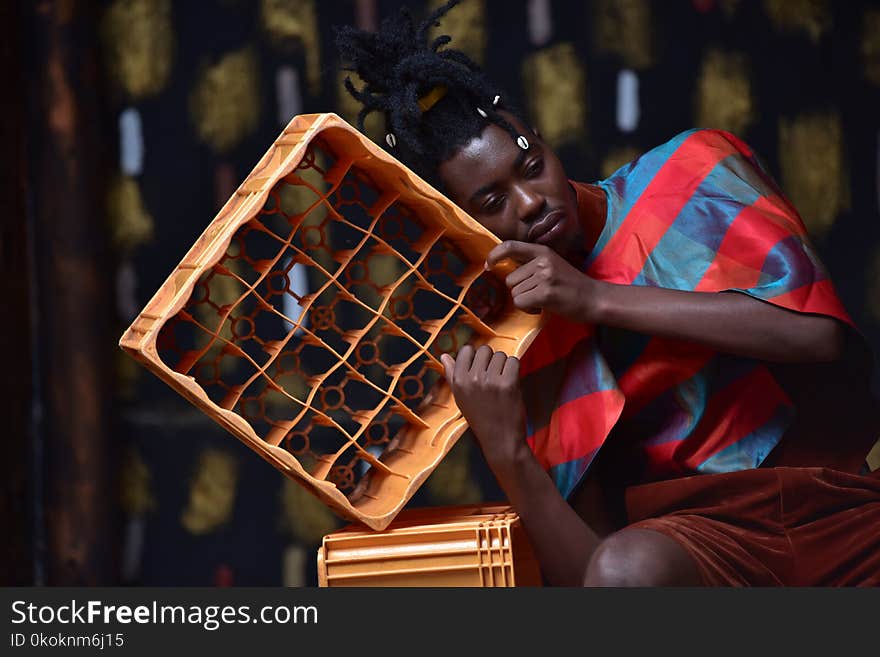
[513,184,545,224]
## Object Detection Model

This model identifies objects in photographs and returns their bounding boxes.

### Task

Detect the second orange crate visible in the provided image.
[317,504,543,587]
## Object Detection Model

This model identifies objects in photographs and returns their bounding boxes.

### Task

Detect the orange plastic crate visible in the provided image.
[119,113,543,530]
[317,504,543,587]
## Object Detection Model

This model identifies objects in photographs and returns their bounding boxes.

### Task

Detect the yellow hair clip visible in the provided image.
[417,85,448,112]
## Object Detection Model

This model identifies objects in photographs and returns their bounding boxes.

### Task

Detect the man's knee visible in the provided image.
[583,528,703,587]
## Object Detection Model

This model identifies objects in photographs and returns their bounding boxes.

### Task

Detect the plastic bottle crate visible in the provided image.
[119,113,543,531]
[317,504,543,587]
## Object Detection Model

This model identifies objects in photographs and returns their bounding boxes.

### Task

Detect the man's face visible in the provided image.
[436,112,583,259]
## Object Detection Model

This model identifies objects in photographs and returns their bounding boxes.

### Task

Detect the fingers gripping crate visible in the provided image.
[119,113,543,530]
[317,504,543,587]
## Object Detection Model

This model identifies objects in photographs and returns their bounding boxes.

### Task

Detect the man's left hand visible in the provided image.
[485,240,601,323]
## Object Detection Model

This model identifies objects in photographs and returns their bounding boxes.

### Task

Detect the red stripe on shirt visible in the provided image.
[769,279,853,327]
[750,194,809,238]
[695,200,792,292]
[526,388,625,470]
[617,338,716,419]
[642,439,685,477]
[714,130,754,159]
[519,315,593,377]
[675,365,789,471]
[589,132,727,284]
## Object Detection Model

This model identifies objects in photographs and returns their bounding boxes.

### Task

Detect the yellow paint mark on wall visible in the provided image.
[261,0,321,95]
[523,43,587,149]
[695,49,754,137]
[120,446,155,516]
[181,449,239,534]
[600,146,642,179]
[764,0,831,43]
[189,48,260,153]
[862,9,880,86]
[337,70,385,143]
[107,175,155,253]
[594,0,653,70]
[425,437,482,505]
[778,111,849,241]
[101,0,174,99]
[428,0,486,66]
[279,477,342,544]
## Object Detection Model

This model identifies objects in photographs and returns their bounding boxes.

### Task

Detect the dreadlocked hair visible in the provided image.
[335,0,530,188]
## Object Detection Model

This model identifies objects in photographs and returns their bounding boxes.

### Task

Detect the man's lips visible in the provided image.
[527,209,566,243]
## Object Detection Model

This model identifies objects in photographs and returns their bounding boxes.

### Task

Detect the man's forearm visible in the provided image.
[490,445,601,586]
[592,281,846,363]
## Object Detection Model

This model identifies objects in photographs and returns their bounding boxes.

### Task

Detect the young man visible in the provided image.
[336,0,880,586]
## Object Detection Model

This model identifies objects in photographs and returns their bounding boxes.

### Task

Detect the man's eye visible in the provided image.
[525,159,544,178]
[483,196,505,213]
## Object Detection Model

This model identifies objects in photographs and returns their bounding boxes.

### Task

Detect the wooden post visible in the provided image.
[22,0,118,585]
[0,0,33,586]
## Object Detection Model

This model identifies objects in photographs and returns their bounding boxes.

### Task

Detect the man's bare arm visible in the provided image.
[487,240,847,364]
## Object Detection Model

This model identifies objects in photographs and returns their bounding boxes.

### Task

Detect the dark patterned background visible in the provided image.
[8,0,880,586]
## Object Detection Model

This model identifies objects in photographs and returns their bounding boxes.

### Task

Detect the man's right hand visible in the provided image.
[440,344,532,473]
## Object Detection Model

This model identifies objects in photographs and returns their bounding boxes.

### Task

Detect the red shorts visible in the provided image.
[625,467,880,586]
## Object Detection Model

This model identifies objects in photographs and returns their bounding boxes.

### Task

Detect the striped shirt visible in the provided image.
[519,129,853,498]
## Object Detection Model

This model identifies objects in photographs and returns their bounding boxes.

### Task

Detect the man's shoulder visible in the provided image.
[651,128,752,163]
[669,127,742,143]
[598,128,760,187]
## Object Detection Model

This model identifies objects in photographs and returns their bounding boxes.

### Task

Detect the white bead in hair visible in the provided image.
[385,133,397,148]
[476,107,488,118]
[516,135,529,150]
[492,95,501,106]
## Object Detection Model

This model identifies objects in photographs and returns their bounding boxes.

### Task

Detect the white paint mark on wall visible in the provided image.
[616,69,640,133]
[119,107,144,175]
